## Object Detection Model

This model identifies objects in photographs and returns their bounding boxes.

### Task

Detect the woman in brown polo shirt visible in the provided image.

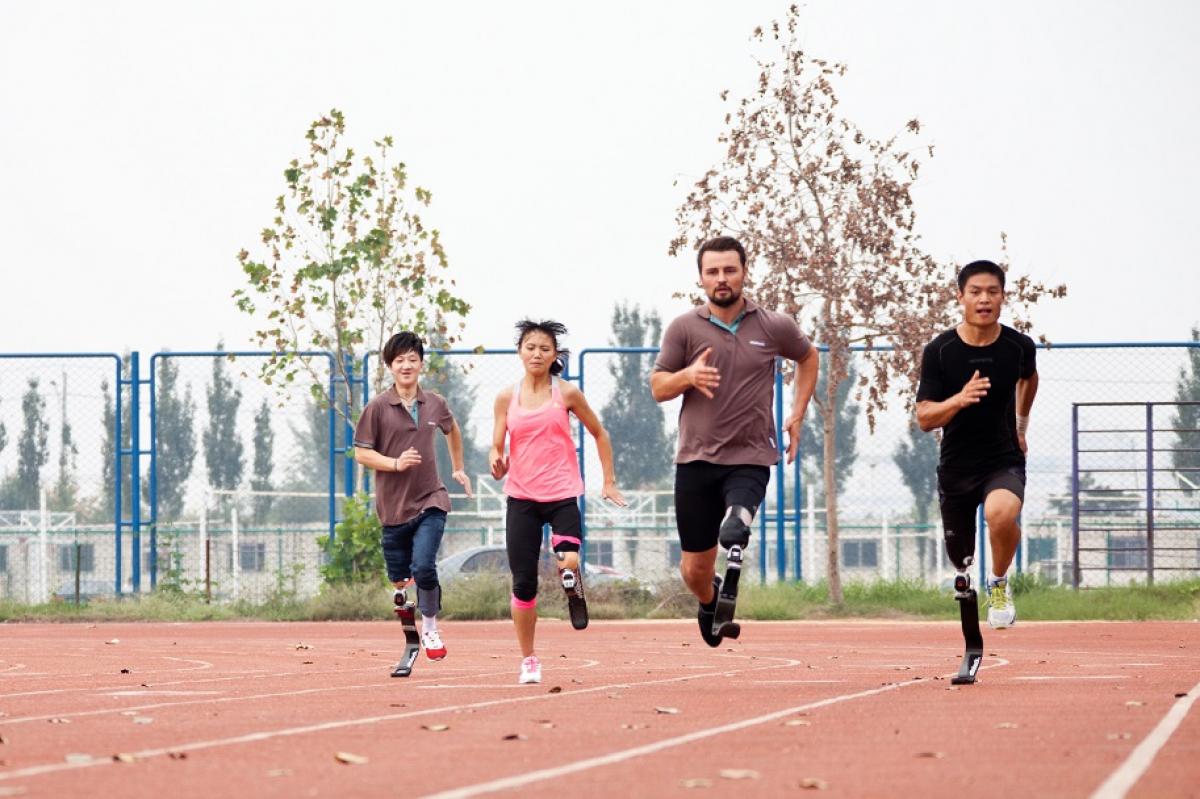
[354,331,473,665]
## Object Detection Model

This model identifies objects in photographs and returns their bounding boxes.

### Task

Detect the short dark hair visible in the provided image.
[696,236,747,272]
[514,319,569,376]
[382,331,424,364]
[957,260,1006,292]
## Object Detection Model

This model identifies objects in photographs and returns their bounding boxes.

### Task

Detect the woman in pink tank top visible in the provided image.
[489,320,626,685]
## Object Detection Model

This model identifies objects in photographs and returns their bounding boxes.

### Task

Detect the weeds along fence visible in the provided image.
[0,342,1196,603]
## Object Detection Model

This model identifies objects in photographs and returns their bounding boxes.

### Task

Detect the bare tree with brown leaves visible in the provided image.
[671,6,1065,604]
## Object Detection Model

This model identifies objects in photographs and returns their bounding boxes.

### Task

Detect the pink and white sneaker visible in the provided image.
[518,655,541,684]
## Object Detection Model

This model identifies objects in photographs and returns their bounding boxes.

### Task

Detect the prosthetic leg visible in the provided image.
[951,556,983,685]
[391,588,421,678]
[712,508,752,640]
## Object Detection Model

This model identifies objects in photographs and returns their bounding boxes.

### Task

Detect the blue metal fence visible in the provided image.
[0,340,1197,601]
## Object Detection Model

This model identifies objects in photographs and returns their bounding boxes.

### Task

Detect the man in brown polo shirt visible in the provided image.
[651,236,818,646]
[354,331,473,662]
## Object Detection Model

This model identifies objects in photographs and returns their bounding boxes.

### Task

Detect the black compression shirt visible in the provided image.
[916,325,1037,472]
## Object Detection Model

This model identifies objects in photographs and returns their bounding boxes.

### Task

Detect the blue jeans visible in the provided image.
[382,508,447,617]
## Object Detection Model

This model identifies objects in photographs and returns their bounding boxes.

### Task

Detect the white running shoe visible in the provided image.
[987,579,1017,629]
[422,629,447,660]
[518,655,542,684]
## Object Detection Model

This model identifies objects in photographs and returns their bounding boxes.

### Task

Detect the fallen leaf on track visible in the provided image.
[1125,701,1145,707]
[112,753,135,764]
[915,752,945,759]
[334,752,368,765]
[421,724,449,732]
[621,723,647,730]
[996,722,1018,729]
[133,717,153,725]
[167,752,187,760]
[719,769,759,780]
[295,643,312,650]
[501,734,527,741]
[105,639,119,645]
[784,719,811,727]
[119,669,131,674]
[548,686,563,694]
[799,777,828,790]
[680,778,712,788]
[654,707,680,715]
[48,718,71,725]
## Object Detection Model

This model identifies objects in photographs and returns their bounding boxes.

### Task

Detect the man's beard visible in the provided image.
[708,287,741,308]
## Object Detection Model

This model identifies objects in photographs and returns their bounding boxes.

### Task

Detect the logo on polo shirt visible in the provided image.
[749,340,767,347]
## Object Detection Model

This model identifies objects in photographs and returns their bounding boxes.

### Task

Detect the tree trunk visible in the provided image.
[823,371,843,605]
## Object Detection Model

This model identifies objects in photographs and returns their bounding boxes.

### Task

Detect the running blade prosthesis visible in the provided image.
[951,563,983,685]
[712,545,743,640]
[391,590,421,678]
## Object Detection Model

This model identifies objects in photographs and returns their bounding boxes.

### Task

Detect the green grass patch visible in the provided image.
[2,577,1196,623]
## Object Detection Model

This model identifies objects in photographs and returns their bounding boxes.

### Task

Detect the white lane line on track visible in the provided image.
[0,654,807,782]
[0,658,600,726]
[0,655,213,683]
[1014,676,1128,681]
[1089,679,1200,799]
[419,657,1009,799]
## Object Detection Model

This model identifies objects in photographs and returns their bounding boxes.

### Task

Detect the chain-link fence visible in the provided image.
[2,343,1197,604]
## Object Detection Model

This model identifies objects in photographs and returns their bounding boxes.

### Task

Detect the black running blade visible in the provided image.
[391,645,419,678]
[951,648,983,685]
[951,588,983,685]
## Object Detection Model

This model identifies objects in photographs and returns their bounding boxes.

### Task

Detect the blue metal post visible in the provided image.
[327,366,337,542]
[128,351,141,592]
[148,354,159,589]
[342,357,355,498]
[1071,404,1080,588]
[774,363,786,582]
[114,356,124,595]
[1146,403,1155,585]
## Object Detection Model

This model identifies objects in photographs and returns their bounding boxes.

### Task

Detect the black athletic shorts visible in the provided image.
[674,461,770,553]
[936,464,1026,541]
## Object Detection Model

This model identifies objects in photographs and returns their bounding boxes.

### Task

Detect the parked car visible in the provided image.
[437,544,641,589]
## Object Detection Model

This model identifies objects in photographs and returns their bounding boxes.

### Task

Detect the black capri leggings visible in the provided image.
[506,497,583,605]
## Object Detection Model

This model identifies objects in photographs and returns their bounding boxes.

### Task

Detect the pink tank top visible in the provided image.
[504,378,584,502]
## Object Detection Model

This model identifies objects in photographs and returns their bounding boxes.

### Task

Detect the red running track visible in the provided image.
[0,620,1197,798]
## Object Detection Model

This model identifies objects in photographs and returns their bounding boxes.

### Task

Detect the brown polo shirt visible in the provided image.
[353,386,455,526]
[654,297,812,466]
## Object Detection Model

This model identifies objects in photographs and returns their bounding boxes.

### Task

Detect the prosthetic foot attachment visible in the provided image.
[712,546,743,640]
[951,568,983,685]
[391,590,421,678]
[561,568,588,631]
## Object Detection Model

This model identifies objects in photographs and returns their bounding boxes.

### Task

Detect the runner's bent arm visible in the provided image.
[562,383,627,506]
[917,370,991,432]
[354,446,420,473]
[650,346,719,402]
[445,418,474,497]
[783,348,819,463]
[1014,370,1039,453]
[489,389,511,479]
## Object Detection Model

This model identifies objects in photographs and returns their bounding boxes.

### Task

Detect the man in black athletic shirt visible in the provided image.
[916,260,1039,628]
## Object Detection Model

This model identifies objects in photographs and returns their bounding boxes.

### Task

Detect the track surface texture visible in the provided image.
[0,620,1197,798]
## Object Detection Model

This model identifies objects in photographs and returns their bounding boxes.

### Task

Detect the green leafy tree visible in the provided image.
[1171,326,1200,494]
[670,7,1065,602]
[318,493,385,585]
[203,346,244,512]
[148,357,197,521]
[49,372,79,512]
[893,423,939,526]
[0,378,50,510]
[801,360,859,501]
[233,109,471,493]
[251,399,275,524]
[600,303,674,489]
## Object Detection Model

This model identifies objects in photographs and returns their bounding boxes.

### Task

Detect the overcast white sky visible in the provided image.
[2,0,1199,357]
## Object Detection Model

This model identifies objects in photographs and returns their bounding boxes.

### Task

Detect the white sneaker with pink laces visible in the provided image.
[518,655,542,685]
